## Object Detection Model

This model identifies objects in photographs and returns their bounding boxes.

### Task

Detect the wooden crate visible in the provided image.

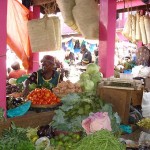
[98,87,143,124]
[0,111,54,136]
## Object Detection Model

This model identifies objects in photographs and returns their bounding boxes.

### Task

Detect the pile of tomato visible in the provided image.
[27,88,61,105]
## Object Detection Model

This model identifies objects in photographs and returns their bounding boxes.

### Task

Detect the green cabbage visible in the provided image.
[86,63,100,75]
[80,72,90,81]
[83,80,95,91]
[90,72,102,83]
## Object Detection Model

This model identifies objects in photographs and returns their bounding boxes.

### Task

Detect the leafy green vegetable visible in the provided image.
[0,122,35,150]
[51,92,104,132]
[86,63,100,75]
[82,80,95,91]
[80,72,90,81]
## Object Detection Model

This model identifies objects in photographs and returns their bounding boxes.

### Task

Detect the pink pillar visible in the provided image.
[0,0,7,112]
[30,6,40,72]
[99,0,116,77]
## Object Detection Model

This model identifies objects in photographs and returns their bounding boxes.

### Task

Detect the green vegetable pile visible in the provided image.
[137,117,150,129]
[79,63,102,92]
[72,130,126,150]
[0,123,35,150]
[52,93,104,132]
[50,132,82,150]
[52,92,121,135]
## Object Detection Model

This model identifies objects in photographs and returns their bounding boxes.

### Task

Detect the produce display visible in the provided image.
[27,88,61,105]
[6,96,25,110]
[71,129,125,150]
[51,92,121,134]
[52,80,82,97]
[79,63,102,92]
[0,123,35,150]
[6,82,23,94]
[50,132,82,149]
[137,118,150,129]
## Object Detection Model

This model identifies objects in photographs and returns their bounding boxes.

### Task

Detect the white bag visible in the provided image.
[142,92,150,117]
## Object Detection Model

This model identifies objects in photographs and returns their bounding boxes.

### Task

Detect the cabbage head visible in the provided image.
[86,63,100,75]
[90,72,102,83]
[80,72,90,81]
[83,80,95,92]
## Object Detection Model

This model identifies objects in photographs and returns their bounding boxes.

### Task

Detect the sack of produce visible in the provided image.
[56,0,79,32]
[72,0,99,39]
[135,12,141,41]
[139,15,147,45]
[144,14,150,44]
[28,15,61,52]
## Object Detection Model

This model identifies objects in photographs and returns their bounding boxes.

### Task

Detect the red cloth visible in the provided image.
[8,70,26,79]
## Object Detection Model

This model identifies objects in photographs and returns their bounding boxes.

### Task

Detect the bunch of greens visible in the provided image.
[71,129,126,150]
[51,92,104,132]
[0,122,35,150]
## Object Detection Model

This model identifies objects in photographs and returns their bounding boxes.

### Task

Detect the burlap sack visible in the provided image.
[144,14,150,44]
[139,15,147,45]
[122,14,132,40]
[56,0,79,32]
[52,16,62,50]
[130,14,136,43]
[72,0,99,40]
[27,15,61,52]
[135,12,141,41]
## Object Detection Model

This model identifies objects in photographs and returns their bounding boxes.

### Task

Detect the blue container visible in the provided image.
[123,69,132,74]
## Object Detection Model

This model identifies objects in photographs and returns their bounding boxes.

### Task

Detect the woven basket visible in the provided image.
[27,15,61,52]
[72,0,99,39]
[56,0,79,32]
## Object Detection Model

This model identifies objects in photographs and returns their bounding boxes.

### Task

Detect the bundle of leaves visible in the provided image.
[72,129,125,150]
[52,93,103,132]
[0,122,35,150]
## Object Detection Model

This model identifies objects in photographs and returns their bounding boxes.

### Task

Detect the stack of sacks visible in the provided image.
[142,92,150,117]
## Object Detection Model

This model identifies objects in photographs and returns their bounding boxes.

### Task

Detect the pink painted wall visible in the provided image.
[0,0,7,112]
[99,0,116,77]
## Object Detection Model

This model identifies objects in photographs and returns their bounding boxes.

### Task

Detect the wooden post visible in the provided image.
[0,0,7,113]
[99,0,116,77]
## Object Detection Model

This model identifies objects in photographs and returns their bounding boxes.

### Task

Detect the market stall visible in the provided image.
[0,0,150,149]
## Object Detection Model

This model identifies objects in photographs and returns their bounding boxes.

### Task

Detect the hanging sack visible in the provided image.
[72,0,99,40]
[135,12,142,41]
[27,15,61,52]
[144,14,150,44]
[129,14,136,43]
[139,15,147,45]
[122,14,132,40]
[56,0,79,32]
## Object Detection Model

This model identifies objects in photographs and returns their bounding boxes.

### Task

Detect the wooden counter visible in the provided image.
[0,111,54,135]
[98,86,143,124]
